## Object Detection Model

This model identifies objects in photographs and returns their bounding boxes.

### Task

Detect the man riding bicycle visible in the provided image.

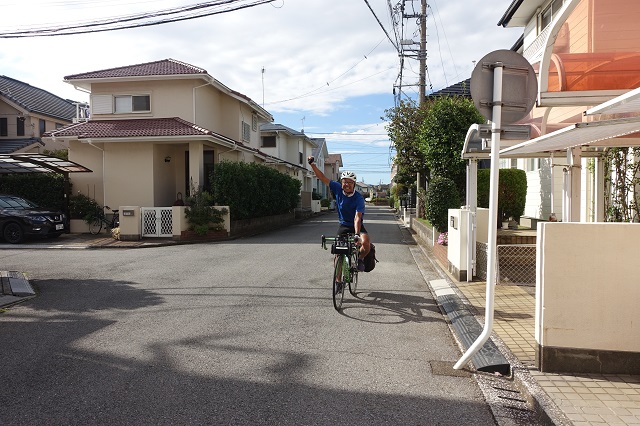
[308,156,371,271]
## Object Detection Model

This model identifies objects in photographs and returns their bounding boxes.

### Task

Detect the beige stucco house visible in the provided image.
[1,76,78,154]
[44,59,275,212]
[258,123,316,209]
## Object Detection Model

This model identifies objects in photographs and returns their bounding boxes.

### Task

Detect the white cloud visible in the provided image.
[1,0,523,183]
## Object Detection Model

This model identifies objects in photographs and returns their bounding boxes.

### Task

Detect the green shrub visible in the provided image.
[312,191,322,200]
[320,198,331,208]
[425,176,461,232]
[69,193,101,221]
[211,161,301,220]
[185,185,226,235]
[0,173,67,211]
[477,168,527,221]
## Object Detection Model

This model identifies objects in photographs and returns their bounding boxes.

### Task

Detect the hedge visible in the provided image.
[0,173,67,211]
[477,168,527,221]
[211,161,301,220]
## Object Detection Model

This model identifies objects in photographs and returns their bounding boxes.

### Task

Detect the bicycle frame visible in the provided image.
[321,234,360,310]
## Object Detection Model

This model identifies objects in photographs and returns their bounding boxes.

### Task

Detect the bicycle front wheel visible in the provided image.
[332,255,347,311]
[89,217,103,235]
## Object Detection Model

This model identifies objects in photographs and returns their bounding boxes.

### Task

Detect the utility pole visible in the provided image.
[419,0,427,107]
[416,0,427,217]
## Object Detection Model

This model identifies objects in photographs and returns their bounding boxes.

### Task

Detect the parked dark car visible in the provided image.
[0,195,67,244]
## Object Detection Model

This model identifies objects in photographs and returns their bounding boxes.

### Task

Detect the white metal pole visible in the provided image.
[454,62,503,370]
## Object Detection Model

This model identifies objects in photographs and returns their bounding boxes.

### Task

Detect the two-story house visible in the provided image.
[310,137,329,200]
[259,123,316,209]
[497,0,640,223]
[0,76,77,154]
[43,59,274,212]
[461,0,640,375]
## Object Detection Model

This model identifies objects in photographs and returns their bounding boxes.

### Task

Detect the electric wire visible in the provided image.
[0,0,275,38]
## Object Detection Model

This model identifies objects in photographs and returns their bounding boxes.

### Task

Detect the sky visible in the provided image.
[1,0,522,185]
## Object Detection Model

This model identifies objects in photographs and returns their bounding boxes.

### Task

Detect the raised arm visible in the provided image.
[307,156,330,186]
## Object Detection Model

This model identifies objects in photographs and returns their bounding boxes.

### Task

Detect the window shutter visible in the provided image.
[91,95,113,114]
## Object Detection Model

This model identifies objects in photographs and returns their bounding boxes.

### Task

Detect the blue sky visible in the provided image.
[1,0,522,185]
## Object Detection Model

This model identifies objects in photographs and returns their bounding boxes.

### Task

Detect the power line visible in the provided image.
[0,0,275,38]
[362,0,399,52]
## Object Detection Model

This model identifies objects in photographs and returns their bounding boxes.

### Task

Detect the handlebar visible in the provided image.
[321,233,360,250]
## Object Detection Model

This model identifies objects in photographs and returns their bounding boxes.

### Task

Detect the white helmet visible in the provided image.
[340,171,357,183]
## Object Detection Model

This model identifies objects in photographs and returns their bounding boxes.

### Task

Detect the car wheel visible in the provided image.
[3,222,25,244]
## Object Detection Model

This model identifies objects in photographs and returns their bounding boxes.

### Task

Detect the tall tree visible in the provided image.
[418,96,485,198]
[383,99,431,183]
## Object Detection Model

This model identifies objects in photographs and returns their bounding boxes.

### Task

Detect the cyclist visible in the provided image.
[308,156,371,271]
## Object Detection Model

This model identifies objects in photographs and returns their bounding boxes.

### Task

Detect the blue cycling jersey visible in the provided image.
[329,180,365,227]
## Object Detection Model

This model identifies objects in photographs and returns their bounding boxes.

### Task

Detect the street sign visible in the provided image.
[470,50,537,124]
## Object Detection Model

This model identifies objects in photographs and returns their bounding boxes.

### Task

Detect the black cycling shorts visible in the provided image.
[337,224,367,236]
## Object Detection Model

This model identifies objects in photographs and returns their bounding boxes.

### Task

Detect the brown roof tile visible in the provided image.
[65,59,207,80]
[45,118,219,139]
[326,153,343,166]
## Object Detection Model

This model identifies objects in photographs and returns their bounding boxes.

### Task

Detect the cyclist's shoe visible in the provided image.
[357,259,365,272]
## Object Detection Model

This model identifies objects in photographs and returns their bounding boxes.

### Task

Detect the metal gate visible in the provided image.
[141,207,173,237]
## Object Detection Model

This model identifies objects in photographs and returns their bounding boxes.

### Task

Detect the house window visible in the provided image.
[0,118,7,136]
[17,117,25,136]
[299,152,303,165]
[540,0,563,32]
[252,113,258,131]
[262,135,276,148]
[114,95,150,113]
[39,119,46,136]
[527,158,541,171]
[242,121,251,142]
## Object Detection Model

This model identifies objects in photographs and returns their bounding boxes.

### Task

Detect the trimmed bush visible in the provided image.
[211,161,301,220]
[477,168,527,221]
[0,173,67,211]
[425,176,461,232]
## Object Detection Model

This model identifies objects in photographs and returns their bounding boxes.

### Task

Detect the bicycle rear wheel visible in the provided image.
[89,217,103,235]
[333,255,347,310]
[349,253,359,296]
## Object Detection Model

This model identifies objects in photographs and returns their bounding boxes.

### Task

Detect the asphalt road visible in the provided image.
[0,206,497,425]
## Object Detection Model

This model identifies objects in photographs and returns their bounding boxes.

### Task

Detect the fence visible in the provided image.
[475,242,536,286]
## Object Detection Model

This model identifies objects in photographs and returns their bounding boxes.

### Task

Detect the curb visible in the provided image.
[406,224,571,426]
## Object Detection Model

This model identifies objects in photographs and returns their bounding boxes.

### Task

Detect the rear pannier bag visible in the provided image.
[363,243,378,272]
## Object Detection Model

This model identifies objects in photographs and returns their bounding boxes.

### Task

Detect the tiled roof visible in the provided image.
[65,59,207,80]
[0,138,43,154]
[0,76,77,121]
[260,123,306,136]
[45,117,224,139]
[325,153,343,167]
[428,78,472,98]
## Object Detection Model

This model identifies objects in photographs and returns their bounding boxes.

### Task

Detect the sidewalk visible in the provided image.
[414,232,640,426]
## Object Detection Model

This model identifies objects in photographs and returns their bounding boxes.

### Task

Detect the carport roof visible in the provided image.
[0,154,92,174]
[499,117,640,156]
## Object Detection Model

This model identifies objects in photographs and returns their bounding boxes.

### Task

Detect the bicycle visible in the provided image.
[321,233,360,310]
[89,206,120,235]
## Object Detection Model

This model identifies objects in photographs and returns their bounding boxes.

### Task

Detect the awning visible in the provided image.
[499,117,640,156]
[585,86,640,115]
[462,124,531,159]
[0,154,92,174]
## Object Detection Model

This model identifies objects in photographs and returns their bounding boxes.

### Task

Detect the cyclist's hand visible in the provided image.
[307,156,315,165]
